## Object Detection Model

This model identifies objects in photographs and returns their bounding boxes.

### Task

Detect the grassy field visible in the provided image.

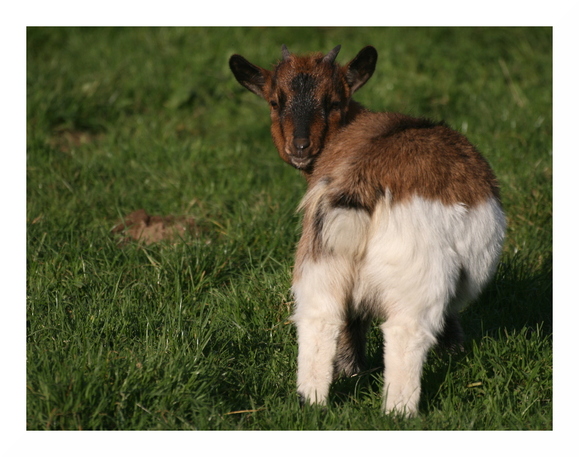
[26,27,552,431]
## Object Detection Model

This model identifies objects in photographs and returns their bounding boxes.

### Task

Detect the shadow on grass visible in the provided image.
[465,253,552,339]
[421,253,552,417]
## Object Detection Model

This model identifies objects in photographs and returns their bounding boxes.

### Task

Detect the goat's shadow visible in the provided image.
[327,254,552,413]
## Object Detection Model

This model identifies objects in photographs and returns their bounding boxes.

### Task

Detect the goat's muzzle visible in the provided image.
[293,137,311,155]
[288,137,315,170]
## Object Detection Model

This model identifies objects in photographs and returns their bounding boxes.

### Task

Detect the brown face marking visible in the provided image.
[289,73,318,141]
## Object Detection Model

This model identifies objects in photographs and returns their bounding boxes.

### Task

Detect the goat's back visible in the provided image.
[310,111,501,213]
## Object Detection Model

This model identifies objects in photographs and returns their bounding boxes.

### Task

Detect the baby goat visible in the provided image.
[229,45,506,416]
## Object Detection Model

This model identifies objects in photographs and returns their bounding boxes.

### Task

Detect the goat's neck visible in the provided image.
[345,100,367,124]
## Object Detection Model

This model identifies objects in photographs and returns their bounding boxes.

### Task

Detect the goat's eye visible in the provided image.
[270,100,279,109]
[330,101,341,111]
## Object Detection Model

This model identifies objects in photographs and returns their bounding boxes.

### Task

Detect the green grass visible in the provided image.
[26,27,552,430]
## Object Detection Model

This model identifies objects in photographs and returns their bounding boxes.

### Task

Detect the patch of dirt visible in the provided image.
[111,209,199,246]
[48,128,104,153]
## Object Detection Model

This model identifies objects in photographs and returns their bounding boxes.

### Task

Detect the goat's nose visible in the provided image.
[293,137,310,156]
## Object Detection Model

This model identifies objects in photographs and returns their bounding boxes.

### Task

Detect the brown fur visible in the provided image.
[230,46,499,208]
[310,111,501,209]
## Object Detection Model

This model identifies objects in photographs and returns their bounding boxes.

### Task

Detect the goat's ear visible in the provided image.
[229,54,268,98]
[346,46,378,93]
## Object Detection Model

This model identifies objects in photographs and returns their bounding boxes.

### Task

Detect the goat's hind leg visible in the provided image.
[294,317,341,405]
[381,317,438,416]
[292,259,351,406]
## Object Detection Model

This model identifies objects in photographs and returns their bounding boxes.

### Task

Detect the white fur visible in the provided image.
[292,191,506,415]
[322,207,371,259]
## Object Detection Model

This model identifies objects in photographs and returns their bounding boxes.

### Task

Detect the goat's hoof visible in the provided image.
[297,391,306,406]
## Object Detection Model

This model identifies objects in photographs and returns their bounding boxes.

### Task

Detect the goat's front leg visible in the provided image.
[333,316,370,378]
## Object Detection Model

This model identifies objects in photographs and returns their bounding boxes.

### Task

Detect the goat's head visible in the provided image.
[229,45,378,172]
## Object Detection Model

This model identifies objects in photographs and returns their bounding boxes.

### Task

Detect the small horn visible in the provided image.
[323,45,341,64]
[281,44,291,60]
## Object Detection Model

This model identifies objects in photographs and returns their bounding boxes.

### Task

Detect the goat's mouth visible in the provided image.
[286,143,319,170]
[289,155,314,170]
